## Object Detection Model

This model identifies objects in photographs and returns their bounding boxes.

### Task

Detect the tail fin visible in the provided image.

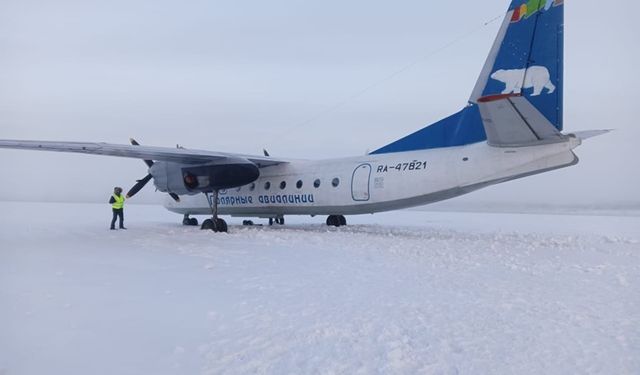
[478,93,564,147]
[471,0,564,129]
[371,0,564,155]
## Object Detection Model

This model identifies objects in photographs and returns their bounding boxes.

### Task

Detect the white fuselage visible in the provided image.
[164,138,581,218]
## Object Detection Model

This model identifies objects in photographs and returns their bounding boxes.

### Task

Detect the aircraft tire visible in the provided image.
[215,218,228,233]
[184,217,198,226]
[326,215,340,227]
[338,215,347,226]
[201,219,215,230]
[276,217,285,225]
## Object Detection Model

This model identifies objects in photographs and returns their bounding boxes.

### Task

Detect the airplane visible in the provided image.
[0,0,608,233]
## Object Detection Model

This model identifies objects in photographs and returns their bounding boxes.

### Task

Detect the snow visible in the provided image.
[0,201,638,375]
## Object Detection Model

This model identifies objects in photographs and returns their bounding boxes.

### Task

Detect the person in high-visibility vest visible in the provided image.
[109,186,127,230]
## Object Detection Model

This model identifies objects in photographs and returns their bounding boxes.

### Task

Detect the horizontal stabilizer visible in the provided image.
[569,129,612,140]
[478,94,565,147]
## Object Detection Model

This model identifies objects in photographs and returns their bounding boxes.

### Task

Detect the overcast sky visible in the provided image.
[0,0,638,206]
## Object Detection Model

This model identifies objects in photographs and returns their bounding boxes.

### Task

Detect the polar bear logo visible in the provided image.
[490,66,556,96]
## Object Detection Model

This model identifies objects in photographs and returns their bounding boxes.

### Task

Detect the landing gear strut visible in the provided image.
[182,214,198,226]
[201,190,228,233]
[326,215,347,227]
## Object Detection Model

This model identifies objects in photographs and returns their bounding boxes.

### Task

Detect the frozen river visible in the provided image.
[1,202,638,374]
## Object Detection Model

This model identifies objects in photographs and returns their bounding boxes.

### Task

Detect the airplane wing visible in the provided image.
[0,139,288,167]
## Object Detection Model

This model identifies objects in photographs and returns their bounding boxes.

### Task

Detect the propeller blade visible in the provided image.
[129,138,178,202]
[126,174,152,198]
[129,138,154,168]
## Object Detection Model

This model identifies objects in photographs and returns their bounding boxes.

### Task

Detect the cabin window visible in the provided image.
[296,180,303,189]
[314,179,321,188]
[280,181,286,190]
[264,181,271,190]
[332,178,340,187]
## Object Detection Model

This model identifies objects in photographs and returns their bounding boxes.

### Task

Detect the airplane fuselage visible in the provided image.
[164,138,581,218]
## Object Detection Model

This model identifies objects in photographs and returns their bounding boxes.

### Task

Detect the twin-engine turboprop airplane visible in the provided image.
[0,0,608,232]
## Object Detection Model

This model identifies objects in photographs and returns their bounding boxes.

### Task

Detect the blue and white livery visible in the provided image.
[0,0,609,232]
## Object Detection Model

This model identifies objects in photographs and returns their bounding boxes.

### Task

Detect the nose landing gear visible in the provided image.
[182,214,199,226]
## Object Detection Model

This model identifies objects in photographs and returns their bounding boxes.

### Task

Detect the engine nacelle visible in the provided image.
[150,158,260,195]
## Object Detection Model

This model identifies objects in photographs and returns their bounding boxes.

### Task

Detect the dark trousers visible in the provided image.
[111,208,124,229]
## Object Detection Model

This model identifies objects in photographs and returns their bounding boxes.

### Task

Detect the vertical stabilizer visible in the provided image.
[371,0,564,155]
[472,0,564,130]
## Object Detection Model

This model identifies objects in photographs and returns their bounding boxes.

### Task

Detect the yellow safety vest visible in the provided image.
[112,194,125,209]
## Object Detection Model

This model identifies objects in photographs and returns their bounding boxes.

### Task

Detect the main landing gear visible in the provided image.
[268,217,285,226]
[326,215,347,227]
[201,190,228,233]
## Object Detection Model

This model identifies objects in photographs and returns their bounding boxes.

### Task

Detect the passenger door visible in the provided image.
[351,164,371,201]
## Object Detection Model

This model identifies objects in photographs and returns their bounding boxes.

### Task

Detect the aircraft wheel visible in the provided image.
[269,218,274,226]
[184,217,199,226]
[214,218,228,233]
[201,219,215,230]
[243,220,254,226]
[326,215,341,227]
[276,217,285,225]
[338,215,347,226]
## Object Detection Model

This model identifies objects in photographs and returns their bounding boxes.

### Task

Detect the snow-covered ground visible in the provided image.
[0,201,638,375]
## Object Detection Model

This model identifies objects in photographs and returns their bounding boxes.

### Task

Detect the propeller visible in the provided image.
[126,138,180,202]
[126,173,152,198]
[129,138,153,168]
